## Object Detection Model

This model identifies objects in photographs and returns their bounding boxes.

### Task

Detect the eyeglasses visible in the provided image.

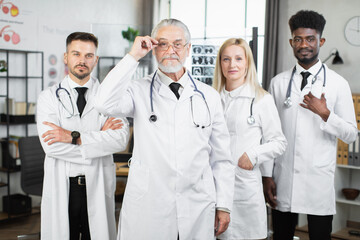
[156,41,188,51]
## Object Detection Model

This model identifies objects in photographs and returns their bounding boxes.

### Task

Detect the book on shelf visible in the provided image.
[3,98,15,115]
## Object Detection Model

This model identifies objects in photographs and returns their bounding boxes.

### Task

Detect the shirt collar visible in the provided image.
[157,68,189,88]
[67,75,93,92]
[221,82,254,99]
[296,59,323,76]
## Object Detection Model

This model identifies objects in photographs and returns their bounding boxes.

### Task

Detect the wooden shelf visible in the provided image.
[0,182,8,187]
[0,76,42,79]
[336,197,360,206]
[337,164,360,170]
[332,227,360,240]
[116,162,129,177]
[0,207,40,222]
[0,167,21,173]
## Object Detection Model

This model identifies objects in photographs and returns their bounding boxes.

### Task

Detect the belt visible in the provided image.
[69,175,86,186]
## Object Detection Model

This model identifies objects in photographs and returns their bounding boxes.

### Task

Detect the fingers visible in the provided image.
[102,118,124,131]
[110,123,124,130]
[215,212,230,236]
[42,132,57,145]
[130,36,158,61]
[269,185,277,207]
[141,37,158,49]
[299,103,309,109]
[238,153,253,170]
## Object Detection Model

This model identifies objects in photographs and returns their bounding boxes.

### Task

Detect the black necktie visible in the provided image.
[300,71,311,91]
[169,82,181,99]
[75,87,88,117]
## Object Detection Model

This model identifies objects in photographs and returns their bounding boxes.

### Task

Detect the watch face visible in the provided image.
[345,16,360,46]
[71,131,80,138]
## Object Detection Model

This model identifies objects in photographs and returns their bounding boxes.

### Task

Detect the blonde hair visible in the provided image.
[212,38,267,101]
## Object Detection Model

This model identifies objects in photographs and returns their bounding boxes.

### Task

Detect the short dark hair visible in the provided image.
[66,32,98,49]
[289,10,326,36]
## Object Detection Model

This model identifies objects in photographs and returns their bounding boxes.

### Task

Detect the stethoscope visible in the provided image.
[247,97,256,125]
[284,64,326,108]
[56,83,75,118]
[149,70,211,128]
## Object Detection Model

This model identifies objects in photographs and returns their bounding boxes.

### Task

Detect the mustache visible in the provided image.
[297,48,313,53]
[161,54,180,62]
[75,64,88,69]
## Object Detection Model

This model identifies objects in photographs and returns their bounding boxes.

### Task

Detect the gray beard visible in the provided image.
[158,62,183,73]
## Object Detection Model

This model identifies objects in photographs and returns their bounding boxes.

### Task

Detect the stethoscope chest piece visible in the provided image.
[284,97,292,108]
[149,114,157,122]
[247,116,255,125]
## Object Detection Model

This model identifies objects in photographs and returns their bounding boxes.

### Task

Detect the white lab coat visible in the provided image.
[218,84,287,240]
[37,76,129,240]
[261,61,358,215]
[95,54,235,240]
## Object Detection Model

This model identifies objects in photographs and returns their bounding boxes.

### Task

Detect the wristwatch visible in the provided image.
[71,131,80,145]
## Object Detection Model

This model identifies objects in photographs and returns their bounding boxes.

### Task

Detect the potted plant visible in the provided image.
[122,27,139,53]
[0,60,7,72]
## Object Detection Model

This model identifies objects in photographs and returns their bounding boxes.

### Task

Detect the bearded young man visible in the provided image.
[37,32,129,240]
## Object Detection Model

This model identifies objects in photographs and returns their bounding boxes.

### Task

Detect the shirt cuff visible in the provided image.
[216,207,231,213]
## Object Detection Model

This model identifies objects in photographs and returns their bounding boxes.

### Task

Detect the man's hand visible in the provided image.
[42,122,72,145]
[101,117,123,131]
[238,152,253,170]
[129,36,158,61]
[214,210,230,237]
[300,92,330,122]
[262,177,277,208]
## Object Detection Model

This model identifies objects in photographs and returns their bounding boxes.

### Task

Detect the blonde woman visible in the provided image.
[213,38,287,240]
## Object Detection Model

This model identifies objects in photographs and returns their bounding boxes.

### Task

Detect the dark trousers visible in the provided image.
[272,209,333,240]
[69,177,91,240]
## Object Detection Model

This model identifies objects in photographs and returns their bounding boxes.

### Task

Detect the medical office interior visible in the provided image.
[0,0,360,239]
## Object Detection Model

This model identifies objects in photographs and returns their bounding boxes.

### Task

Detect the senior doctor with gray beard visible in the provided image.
[95,18,234,240]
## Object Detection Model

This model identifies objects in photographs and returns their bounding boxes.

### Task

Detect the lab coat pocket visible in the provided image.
[125,162,149,200]
[103,163,116,198]
[198,166,216,202]
[233,167,258,201]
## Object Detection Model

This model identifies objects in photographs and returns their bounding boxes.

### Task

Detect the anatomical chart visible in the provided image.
[0,0,37,49]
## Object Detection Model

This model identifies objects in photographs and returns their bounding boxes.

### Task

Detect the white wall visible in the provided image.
[0,0,151,209]
[277,0,360,93]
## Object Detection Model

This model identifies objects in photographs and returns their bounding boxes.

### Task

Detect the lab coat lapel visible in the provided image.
[179,78,195,102]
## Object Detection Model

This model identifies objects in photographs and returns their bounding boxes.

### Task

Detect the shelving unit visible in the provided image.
[96,55,153,82]
[0,49,44,221]
[333,163,360,237]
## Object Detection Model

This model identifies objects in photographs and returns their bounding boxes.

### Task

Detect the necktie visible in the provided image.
[300,71,311,91]
[169,82,181,99]
[75,87,88,117]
